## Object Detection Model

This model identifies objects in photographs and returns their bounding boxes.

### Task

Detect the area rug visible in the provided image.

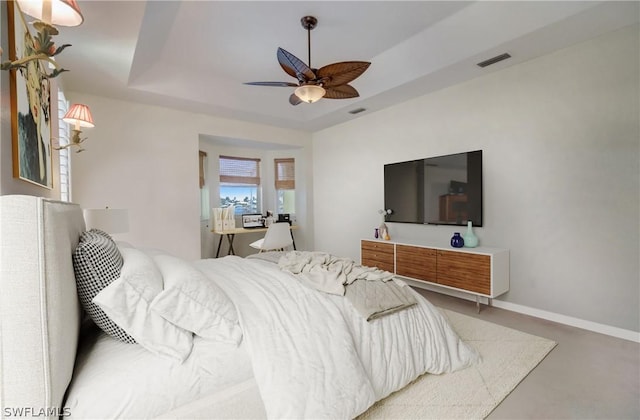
[359,308,557,419]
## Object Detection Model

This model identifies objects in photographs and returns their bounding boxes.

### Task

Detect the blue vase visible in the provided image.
[463,221,479,248]
[450,232,464,248]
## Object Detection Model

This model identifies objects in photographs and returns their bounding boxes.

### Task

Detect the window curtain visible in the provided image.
[57,90,71,201]
[199,150,207,188]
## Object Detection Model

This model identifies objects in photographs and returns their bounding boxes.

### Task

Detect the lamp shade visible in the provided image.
[17,0,84,26]
[294,84,326,103]
[63,104,94,129]
[83,208,129,234]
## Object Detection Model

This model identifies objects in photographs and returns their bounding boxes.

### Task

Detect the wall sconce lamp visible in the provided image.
[17,0,84,26]
[0,0,84,78]
[55,103,94,153]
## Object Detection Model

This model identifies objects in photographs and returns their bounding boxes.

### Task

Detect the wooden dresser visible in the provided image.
[361,239,509,299]
[360,240,395,273]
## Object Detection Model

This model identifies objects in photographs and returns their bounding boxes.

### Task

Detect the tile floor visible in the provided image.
[414,289,640,420]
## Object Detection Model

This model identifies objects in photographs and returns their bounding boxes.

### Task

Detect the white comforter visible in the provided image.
[194,256,479,419]
[277,250,397,295]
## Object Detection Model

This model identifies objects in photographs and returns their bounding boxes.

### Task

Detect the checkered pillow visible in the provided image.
[73,229,136,343]
[89,228,112,239]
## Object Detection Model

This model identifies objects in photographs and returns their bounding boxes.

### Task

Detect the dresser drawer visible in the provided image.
[436,250,491,295]
[396,244,436,282]
[361,240,394,272]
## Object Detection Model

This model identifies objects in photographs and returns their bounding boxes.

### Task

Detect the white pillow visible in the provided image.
[92,247,193,362]
[150,254,242,345]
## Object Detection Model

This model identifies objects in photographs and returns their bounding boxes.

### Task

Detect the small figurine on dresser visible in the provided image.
[382,227,391,241]
[378,208,392,240]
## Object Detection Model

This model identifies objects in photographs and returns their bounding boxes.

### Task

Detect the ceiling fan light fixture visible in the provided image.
[294,84,325,103]
[245,15,370,106]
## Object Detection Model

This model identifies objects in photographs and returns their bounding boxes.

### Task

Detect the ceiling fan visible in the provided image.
[245,16,371,105]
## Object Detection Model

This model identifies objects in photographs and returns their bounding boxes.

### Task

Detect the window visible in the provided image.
[275,158,295,214]
[219,155,261,215]
[57,90,71,202]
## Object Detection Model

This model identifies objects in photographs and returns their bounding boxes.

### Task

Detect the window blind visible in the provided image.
[275,158,295,190]
[219,155,261,185]
[57,90,71,202]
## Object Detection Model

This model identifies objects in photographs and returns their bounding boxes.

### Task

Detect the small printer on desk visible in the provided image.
[278,213,291,224]
[242,213,263,228]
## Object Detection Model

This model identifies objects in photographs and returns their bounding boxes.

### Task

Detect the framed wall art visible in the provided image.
[7,1,53,189]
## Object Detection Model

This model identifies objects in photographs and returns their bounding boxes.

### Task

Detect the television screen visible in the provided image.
[384,150,483,226]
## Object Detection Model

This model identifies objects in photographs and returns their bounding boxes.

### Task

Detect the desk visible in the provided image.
[212,225,298,257]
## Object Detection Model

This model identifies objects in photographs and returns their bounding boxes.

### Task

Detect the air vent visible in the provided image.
[348,107,367,115]
[477,53,512,68]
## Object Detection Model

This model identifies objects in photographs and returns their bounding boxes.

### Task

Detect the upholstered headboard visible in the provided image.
[0,196,85,417]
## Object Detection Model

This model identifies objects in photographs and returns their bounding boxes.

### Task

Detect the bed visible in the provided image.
[0,196,479,419]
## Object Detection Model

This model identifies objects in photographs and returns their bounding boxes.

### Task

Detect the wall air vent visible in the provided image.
[348,107,367,115]
[477,53,512,68]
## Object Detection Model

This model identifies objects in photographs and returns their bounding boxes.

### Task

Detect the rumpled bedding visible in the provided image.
[277,250,417,320]
[345,279,417,320]
[278,251,397,294]
[194,255,480,419]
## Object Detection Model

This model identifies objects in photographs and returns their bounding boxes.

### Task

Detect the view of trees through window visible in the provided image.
[219,156,261,215]
[220,185,259,215]
[277,190,295,214]
[218,156,296,216]
[275,158,295,215]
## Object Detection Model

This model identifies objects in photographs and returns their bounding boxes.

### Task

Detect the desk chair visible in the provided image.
[249,222,293,252]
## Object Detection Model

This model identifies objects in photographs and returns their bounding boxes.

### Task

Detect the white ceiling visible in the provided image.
[55,1,639,132]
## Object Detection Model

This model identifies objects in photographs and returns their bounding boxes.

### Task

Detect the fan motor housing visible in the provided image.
[301,16,318,30]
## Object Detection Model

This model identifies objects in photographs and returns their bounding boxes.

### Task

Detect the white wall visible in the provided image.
[69,93,311,260]
[312,25,639,332]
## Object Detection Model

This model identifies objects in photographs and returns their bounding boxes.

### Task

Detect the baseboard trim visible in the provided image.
[407,280,640,343]
[491,300,640,343]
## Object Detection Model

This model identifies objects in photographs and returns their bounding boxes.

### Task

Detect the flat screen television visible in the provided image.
[384,150,483,226]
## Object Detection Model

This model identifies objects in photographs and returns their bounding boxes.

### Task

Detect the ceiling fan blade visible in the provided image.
[289,93,302,106]
[317,61,371,88]
[323,84,360,99]
[244,81,299,87]
[278,48,316,82]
